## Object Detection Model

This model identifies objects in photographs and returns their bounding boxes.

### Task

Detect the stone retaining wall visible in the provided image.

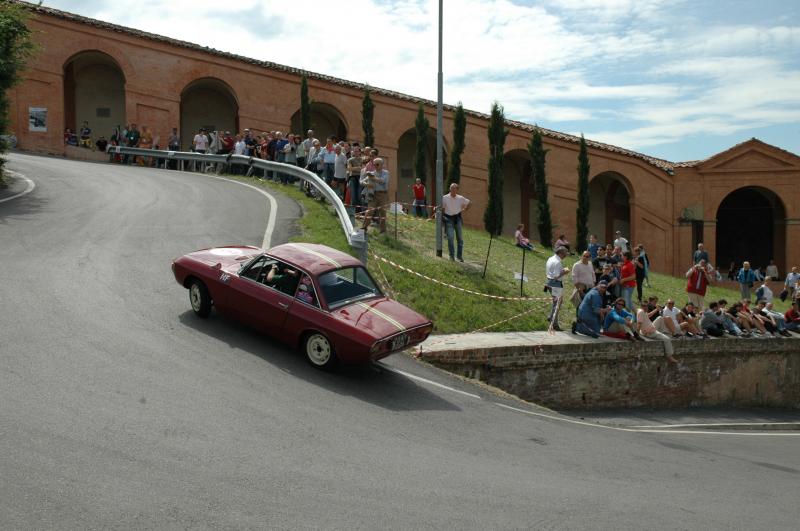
[419,335,800,409]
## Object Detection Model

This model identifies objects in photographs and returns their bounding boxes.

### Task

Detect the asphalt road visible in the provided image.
[2,153,799,530]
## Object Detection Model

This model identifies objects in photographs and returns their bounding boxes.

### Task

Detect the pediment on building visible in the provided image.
[695,138,800,172]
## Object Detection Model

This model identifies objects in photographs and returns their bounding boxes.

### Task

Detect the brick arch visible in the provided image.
[395,126,450,206]
[60,43,134,82]
[290,101,349,142]
[503,148,533,237]
[589,171,634,246]
[62,49,128,138]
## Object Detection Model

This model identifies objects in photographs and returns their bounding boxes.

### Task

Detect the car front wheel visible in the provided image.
[189,279,212,318]
[304,332,337,370]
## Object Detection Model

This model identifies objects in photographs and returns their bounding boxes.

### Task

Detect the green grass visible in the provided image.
[231,174,790,334]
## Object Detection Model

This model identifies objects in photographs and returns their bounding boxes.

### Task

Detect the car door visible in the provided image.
[227,257,294,337]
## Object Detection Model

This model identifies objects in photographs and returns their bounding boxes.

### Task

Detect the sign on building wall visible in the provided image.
[28,107,47,132]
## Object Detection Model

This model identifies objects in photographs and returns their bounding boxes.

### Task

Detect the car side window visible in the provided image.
[295,274,319,308]
[265,261,301,295]
[241,256,270,282]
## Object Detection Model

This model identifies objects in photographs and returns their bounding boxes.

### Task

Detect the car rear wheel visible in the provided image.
[189,279,212,318]
[304,332,338,370]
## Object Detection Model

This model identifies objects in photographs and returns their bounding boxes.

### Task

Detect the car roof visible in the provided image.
[267,243,363,275]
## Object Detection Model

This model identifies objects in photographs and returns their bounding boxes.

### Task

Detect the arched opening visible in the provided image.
[716,187,786,276]
[396,128,447,206]
[589,172,631,246]
[290,103,348,143]
[63,51,126,143]
[502,149,534,237]
[180,78,238,150]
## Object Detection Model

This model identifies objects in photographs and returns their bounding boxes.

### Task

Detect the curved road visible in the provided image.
[1,153,798,529]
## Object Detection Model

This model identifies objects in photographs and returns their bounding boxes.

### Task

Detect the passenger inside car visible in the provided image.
[266,262,300,295]
[295,275,318,307]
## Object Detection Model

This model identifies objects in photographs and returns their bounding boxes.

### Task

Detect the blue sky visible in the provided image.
[41,0,800,162]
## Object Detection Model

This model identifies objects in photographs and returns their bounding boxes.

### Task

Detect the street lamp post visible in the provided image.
[435,0,444,257]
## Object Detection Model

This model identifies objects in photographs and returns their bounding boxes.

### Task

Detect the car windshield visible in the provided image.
[318,266,382,309]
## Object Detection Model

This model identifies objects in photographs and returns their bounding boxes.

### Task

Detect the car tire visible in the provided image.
[189,279,212,318]
[303,332,338,370]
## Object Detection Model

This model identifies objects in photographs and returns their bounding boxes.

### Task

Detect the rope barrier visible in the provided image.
[370,252,552,302]
[468,304,543,334]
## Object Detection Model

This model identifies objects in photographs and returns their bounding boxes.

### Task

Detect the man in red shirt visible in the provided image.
[686,258,713,311]
[620,251,637,310]
[411,178,427,217]
[784,301,800,334]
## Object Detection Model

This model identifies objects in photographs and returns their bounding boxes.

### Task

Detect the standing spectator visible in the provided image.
[231,135,246,175]
[168,127,180,152]
[411,178,427,217]
[592,247,610,276]
[440,182,471,262]
[545,246,570,330]
[784,266,800,300]
[138,126,153,166]
[332,144,348,197]
[693,243,709,264]
[727,261,737,281]
[192,128,208,154]
[514,224,534,251]
[570,250,596,308]
[685,259,713,311]
[295,134,306,170]
[123,123,140,164]
[220,131,234,155]
[634,245,648,305]
[302,129,317,156]
[754,277,774,304]
[766,259,779,280]
[282,134,297,184]
[587,234,601,259]
[613,230,629,253]
[346,146,362,208]
[322,137,337,185]
[79,121,92,148]
[783,301,800,334]
[361,158,390,234]
[637,301,676,362]
[597,264,618,308]
[619,251,637,311]
[737,261,756,301]
[603,298,640,340]
[573,281,608,338]
[639,243,652,287]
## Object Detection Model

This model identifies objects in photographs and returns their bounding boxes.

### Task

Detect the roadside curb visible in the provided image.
[0,168,35,203]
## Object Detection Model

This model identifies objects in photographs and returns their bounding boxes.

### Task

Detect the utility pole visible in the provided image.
[435,0,444,257]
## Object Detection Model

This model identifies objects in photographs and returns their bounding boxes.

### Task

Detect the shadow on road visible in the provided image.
[177,310,461,413]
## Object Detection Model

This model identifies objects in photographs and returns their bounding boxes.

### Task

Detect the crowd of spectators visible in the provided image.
[558,236,800,359]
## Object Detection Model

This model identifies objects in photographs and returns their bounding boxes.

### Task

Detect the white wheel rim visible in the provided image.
[306,334,332,365]
[190,284,202,312]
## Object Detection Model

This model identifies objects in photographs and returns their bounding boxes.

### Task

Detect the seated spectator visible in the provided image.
[602,298,641,341]
[753,300,781,336]
[783,301,800,334]
[727,302,753,336]
[755,278,774,304]
[678,302,705,337]
[700,302,726,337]
[64,128,78,146]
[765,260,779,281]
[554,234,572,254]
[95,136,108,152]
[739,300,768,336]
[514,223,534,251]
[717,299,745,337]
[636,301,676,362]
[573,281,608,338]
[658,299,686,337]
[79,121,92,148]
[764,302,791,337]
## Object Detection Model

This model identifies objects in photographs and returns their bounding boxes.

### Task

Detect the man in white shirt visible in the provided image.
[570,250,596,308]
[545,246,570,330]
[192,128,209,154]
[440,183,471,262]
[613,230,629,254]
[657,299,686,337]
[636,301,676,362]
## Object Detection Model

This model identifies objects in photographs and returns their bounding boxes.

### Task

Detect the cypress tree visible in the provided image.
[575,134,591,252]
[414,104,429,184]
[529,128,553,248]
[483,102,507,236]
[0,2,35,174]
[447,102,466,186]
[362,87,375,147]
[300,75,311,135]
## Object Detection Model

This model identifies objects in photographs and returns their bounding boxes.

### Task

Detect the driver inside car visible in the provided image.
[266,263,299,294]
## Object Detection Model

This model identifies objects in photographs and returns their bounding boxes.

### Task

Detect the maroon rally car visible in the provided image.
[172,243,433,369]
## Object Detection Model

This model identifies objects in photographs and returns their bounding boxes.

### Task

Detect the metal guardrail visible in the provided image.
[107,146,367,262]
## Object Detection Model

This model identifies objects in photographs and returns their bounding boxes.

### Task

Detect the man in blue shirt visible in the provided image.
[573,281,608,338]
[587,234,601,260]
[603,298,641,340]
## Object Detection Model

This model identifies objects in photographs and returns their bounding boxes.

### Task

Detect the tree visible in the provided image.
[447,102,466,186]
[0,1,35,174]
[414,103,429,184]
[529,128,553,248]
[484,102,507,236]
[300,75,311,135]
[362,87,375,147]
[575,134,591,252]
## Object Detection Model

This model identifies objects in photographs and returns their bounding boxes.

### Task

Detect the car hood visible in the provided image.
[333,297,430,338]
[183,246,263,270]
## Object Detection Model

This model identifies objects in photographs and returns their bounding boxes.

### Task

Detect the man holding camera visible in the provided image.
[686,258,713,311]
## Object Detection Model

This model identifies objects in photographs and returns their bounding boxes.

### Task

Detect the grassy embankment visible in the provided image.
[237,175,788,334]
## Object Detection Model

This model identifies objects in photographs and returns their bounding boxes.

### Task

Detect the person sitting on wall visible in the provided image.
[699,301,726,337]
[602,298,642,341]
[783,301,800,334]
[79,121,92,148]
[95,136,108,152]
[64,128,78,146]
[678,302,706,338]
[636,300,677,363]
[717,299,745,337]
[573,281,608,338]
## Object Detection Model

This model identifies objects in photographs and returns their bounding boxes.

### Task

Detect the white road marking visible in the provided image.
[0,171,35,204]
[205,175,277,249]
[495,403,800,437]
[381,366,482,399]
[627,422,800,429]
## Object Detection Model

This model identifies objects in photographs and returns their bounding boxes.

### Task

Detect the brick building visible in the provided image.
[8,4,800,277]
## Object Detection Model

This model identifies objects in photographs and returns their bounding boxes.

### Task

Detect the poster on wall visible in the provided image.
[29,107,47,132]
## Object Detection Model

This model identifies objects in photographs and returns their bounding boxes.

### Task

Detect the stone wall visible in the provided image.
[419,335,800,410]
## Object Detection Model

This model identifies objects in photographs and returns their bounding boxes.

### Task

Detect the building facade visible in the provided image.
[9,4,800,277]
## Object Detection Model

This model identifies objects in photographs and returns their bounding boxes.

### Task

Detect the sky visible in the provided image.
[41,0,800,162]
